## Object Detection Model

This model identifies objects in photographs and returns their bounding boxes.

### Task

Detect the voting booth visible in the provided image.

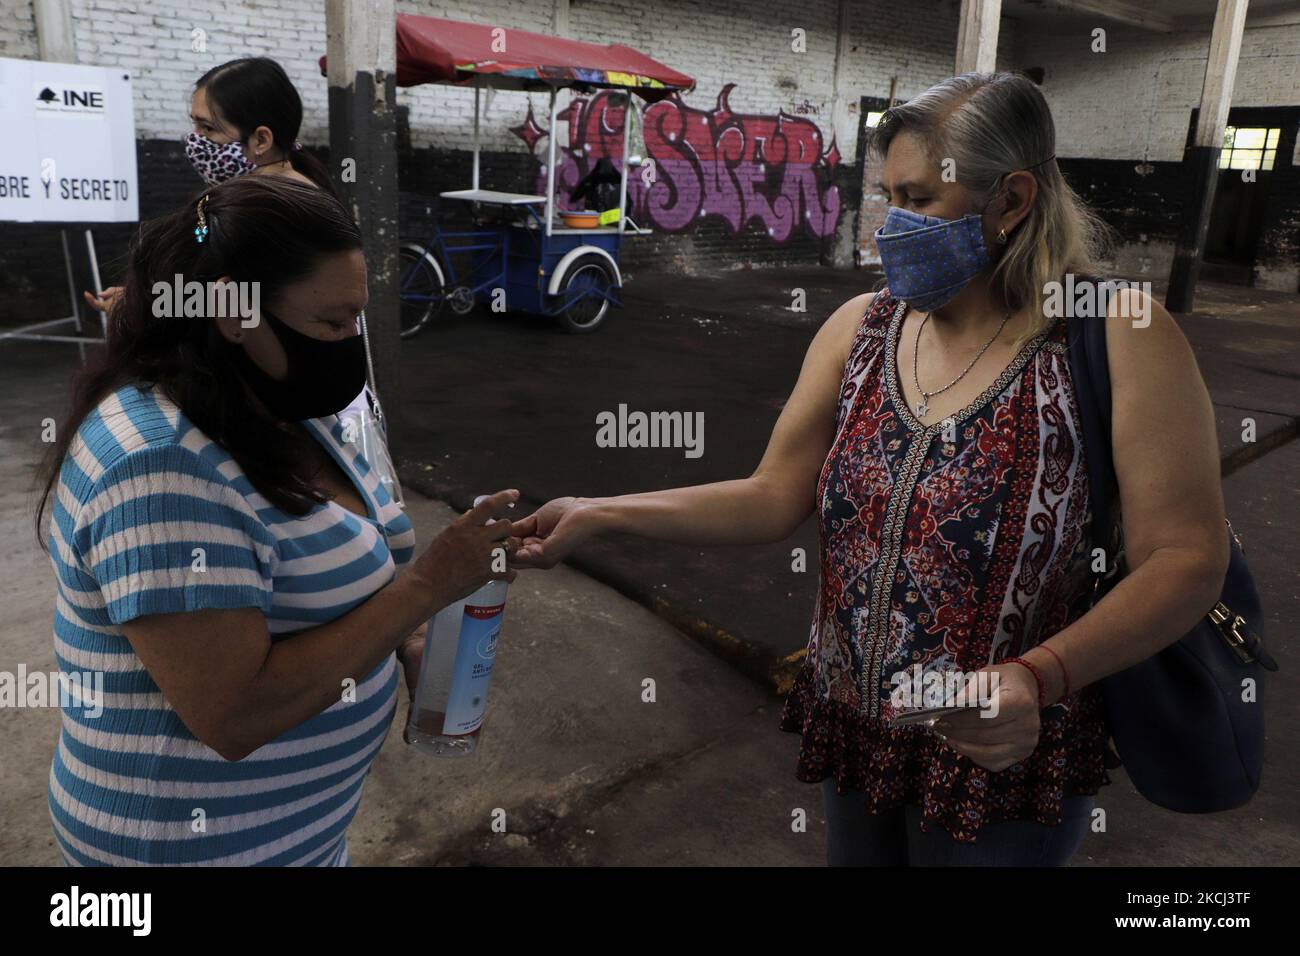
[0,56,138,351]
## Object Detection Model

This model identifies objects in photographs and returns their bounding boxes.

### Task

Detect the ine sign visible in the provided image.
[0,57,138,223]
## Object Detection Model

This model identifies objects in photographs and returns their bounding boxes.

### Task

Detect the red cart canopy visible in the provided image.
[320,14,694,98]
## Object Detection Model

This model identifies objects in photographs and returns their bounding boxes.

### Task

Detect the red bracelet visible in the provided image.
[1005,657,1046,709]
[1037,644,1070,700]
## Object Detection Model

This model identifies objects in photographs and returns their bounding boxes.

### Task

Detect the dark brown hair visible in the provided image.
[36,176,364,544]
[197,57,337,196]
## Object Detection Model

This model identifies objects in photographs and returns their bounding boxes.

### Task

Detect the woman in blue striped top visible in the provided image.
[37,177,533,866]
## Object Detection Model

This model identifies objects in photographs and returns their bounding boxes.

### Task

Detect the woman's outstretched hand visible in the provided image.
[510,496,601,569]
[406,490,537,612]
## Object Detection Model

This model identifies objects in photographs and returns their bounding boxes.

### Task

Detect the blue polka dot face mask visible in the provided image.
[873,205,991,313]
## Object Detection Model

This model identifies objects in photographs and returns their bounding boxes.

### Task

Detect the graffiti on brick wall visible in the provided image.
[511,85,842,243]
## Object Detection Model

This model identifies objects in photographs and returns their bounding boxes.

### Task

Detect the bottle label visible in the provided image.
[441,602,503,735]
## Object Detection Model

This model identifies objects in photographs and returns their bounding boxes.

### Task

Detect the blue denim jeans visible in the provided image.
[822,779,1094,866]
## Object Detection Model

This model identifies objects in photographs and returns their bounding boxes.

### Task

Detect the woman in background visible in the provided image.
[86,57,331,312]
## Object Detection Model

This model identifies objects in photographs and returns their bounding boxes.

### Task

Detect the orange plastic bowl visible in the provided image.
[560,210,601,228]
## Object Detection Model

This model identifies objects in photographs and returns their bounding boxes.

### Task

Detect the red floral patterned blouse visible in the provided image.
[779,289,1118,843]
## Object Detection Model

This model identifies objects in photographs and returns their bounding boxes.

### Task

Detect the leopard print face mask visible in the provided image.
[184,131,256,185]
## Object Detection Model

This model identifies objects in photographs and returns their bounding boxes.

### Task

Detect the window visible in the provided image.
[865,110,884,128]
[1219,126,1280,171]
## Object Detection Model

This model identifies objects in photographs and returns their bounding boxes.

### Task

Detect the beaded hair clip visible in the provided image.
[195,194,210,244]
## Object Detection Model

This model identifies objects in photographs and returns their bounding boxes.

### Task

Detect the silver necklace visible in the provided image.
[911,309,1012,418]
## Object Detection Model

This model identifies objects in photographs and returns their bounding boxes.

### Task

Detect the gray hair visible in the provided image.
[868,72,1113,344]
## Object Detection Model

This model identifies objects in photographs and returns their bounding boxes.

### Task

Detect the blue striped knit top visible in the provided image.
[46,383,415,866]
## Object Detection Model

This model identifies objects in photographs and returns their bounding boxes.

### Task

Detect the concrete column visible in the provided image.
[34,0,77,63]
[552,0,570,36]
[955,0,1002,74]
[325,0,404,445]
[1166,0,1250,314]
[829,0,854,151]
[826,0,856,267]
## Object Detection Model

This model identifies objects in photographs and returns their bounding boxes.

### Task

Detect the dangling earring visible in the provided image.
[997,228,1008,245]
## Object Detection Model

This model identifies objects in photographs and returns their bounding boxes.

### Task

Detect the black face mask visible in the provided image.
[232,308,367,421]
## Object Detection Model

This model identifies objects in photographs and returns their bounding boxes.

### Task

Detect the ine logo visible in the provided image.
[34,83,106,115]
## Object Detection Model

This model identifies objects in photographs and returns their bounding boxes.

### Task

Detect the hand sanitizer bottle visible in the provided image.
[406,497,509,756]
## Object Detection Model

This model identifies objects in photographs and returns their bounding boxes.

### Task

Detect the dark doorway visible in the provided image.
[1203,125,1279,283]
[1187,106,1297,286]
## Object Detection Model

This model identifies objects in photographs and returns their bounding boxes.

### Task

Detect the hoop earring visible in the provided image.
[997,228,1008,245]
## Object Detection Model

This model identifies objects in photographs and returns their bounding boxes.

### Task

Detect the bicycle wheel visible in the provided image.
[553,254,616,334]
[398,243,448,339]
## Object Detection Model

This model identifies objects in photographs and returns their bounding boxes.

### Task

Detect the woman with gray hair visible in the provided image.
[511,72,1227,866]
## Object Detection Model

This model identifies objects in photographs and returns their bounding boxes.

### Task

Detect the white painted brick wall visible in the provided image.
[394,0,853,156]
[386,0,1006,163]
[7,0,1289,167]
[25,0,1290,171]
[2,0,979,167]
[1014,17,1300,161]
[55,0,331,142]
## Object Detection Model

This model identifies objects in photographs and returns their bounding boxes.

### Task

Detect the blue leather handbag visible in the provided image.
[1065,303,1277,813]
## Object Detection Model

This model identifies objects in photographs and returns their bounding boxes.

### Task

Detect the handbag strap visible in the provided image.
[1064,288,1120,574]
[1066,290,1276,671]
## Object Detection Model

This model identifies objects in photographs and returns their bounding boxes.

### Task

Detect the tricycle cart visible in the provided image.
[328,15,694,335]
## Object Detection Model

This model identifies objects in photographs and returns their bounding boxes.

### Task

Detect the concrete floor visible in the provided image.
[386,268,1300,865]
[0,348,824,866]
[390,269,1300,689]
